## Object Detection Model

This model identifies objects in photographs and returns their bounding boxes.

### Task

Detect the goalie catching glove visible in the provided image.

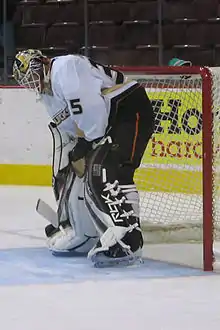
[68,137,93,178]
[69,137,93,162]
[69,137,103,177]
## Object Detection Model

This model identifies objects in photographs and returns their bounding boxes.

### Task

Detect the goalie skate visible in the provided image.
[91,247,143,268]
[88,226,143,268]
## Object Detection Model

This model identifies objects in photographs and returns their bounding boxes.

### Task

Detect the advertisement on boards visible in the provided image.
[144,90,202,168]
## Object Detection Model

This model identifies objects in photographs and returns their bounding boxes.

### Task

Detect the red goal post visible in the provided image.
[115,66,216,271]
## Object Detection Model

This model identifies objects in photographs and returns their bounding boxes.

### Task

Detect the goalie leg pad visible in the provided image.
[49,122,76,201]
[85,140,143,267]
[46,174,98,255]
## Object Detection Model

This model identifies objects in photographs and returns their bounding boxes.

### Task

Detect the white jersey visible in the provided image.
[41,55,137,141]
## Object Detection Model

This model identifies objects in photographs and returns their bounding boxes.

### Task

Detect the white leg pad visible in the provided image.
[47,176,99,254]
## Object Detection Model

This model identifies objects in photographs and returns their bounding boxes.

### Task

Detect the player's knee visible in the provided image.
[118,163,135,184]
[87,142,118,189]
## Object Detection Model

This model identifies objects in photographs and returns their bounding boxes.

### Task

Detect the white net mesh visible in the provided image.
[122,68,220,269]
[210,67,220,243]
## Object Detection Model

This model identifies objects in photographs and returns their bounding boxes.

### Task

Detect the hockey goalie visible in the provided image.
[13,49,154,267]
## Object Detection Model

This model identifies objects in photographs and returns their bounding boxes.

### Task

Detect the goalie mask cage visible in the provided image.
[117,66,220,271]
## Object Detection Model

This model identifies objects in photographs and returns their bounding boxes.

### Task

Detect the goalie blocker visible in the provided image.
[84,83,154,267]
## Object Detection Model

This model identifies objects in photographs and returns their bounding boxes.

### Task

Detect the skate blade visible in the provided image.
[91,253,143,268]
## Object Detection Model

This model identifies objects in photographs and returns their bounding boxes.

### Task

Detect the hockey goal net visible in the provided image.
[118,66,220,271]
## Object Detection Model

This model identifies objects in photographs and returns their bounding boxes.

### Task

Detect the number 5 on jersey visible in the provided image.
[70,98,83,115]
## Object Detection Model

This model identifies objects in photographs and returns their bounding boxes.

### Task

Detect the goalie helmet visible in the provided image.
[13,49,50,95]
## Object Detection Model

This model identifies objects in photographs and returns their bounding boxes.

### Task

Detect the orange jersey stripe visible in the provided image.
[131,112,140,161]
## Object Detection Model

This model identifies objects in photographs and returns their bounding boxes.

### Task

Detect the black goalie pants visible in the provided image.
[107,84,154,185]
[85,84,154,247]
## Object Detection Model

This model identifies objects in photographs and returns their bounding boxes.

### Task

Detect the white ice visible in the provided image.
[0,186,220,330]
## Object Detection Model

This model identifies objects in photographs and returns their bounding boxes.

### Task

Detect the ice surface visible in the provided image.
[0,186,220,330]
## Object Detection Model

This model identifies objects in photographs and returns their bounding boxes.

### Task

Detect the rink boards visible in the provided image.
[0,87,202,195]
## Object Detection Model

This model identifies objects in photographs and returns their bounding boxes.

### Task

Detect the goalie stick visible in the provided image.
[36,199,71,237]
[36,164,75,228]
[36,198,59,228]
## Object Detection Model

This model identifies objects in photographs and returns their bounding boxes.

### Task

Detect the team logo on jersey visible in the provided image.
[53,107,70,125]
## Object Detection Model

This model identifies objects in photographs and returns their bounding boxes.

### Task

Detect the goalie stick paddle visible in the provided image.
[36,165,75,228]
[36,199,59,228]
